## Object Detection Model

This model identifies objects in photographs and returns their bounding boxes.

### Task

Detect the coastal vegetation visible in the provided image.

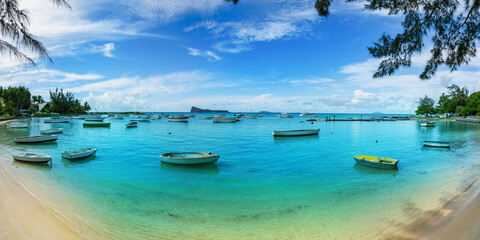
[227,0,480,80]
[0,86,89,117]
[416,84,478,116]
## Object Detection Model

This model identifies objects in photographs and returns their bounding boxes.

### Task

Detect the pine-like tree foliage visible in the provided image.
[0,0,70,66]
[228,0,480,80]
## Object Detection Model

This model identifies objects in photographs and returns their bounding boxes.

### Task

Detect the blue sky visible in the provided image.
[2,0,480,113]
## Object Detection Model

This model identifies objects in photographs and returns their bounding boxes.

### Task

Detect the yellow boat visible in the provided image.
[353,155,398,170]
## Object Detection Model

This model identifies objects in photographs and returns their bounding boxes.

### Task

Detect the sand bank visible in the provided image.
[0,159,82,239]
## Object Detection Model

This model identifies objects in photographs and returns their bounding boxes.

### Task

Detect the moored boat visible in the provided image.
[353,155,398,170]
[44,119,69,123]
[7,122,29,128]
[41,128,63,134]
[62,148,98,160]
[160,152,220,165]
[160,114,170,117]
[243,116,257,119]
[420,121,436,127]
[213,117,237,123]
[168,118,188,122]
[212,114,226,118]
[125,122,138,128]
[131,119,150,122]
[83,122,111,127]
[272,129,320,137]
[422,141,450,148]
[14,135,58,143]
[198,116,214,119]
[12,152,52,163]
[279,113,294,118]
[85,117,106,122]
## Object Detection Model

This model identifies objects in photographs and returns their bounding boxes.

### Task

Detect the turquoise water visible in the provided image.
[2,114,480,239]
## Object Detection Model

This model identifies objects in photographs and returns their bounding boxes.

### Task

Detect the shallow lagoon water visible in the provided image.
[1,114,480,239]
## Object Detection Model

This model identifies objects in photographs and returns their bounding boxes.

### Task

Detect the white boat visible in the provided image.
[300,112,317,117]
[14,135,58,143]
[7,123,29,128]
[170,114,187,119]
[44,119,69,123]
[420,121,436,127]
[272,129,320,137]
[62,148,97,160]
[12,152,51,163]
[160,152,220,165]
[279,113,294,118]
[212,114,226,118]
[41,128,63,134]
[199,116,214,119]
[125,122,138,128]
[234,113,244,117]
[213,117,238,123]
[150,115,161,120]
[111,115,124,119]
[72,116,86,119]
[168,118,188,122]
[422,141,450,148]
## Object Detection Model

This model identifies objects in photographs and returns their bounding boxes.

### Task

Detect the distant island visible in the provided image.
[190,106,229,113]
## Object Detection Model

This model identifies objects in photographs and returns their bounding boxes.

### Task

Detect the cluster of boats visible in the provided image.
[12,148,97,163]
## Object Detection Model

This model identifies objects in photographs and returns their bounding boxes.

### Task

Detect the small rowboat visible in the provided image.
[272,129,320,137]
[199,116,214,119]
[131,119,150,122]
[7,123,29,128]
[72,116,86,119]
[125,122,138,128]
[420,121,436,127]
[213,114,226,118]
[185,114,196,118]
[160,114,170,117]
[44,119,69,123]
[41,128,63,134]
[111,116,124,120]
[354,155,398,170]
[85,117,105,122]
[160,152,220,165]
[83,122,111,127]
[243,116,257,119]
[14,135,58,143]
[12,152,52,163]
[168,118,188,122]
[422,141,450,148]
[62,148,97,160]
[279,113,294,118]
[213,117,237,123]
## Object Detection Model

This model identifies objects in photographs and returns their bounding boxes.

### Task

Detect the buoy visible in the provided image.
[331,132,333,134]
[311,122,313,124]
[168,132,171,134]
[376,140,378,143]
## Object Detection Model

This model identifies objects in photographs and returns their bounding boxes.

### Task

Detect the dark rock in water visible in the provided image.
[190,106,229,113]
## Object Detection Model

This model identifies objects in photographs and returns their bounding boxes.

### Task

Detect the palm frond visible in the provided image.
[0,39,36,65]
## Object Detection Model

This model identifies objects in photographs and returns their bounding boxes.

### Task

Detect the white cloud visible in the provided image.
[186,47,221,61]
[101,43,115,58]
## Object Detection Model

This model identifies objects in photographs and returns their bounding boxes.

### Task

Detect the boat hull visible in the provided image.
[41,128,63,134]
[272,129,320,137]
[62,148,97,160]
[168,118,188,122]
[44,120,69,123]
[354,156,398,170]
[422,141,450,148]
[160,152,219,165]
[14,135,58,143]
[12,153,52,163]
[83,123,111,127]
[213,118,237,123]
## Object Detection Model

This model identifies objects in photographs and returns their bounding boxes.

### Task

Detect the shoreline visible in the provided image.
[0,120,82,240]
[0,164,82,240]
[398,178,480,240]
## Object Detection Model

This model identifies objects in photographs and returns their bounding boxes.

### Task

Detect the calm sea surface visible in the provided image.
[1,113,480,239]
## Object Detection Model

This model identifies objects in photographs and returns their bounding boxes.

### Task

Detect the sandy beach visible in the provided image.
[399,179,480,240]
[0,144,82,240]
